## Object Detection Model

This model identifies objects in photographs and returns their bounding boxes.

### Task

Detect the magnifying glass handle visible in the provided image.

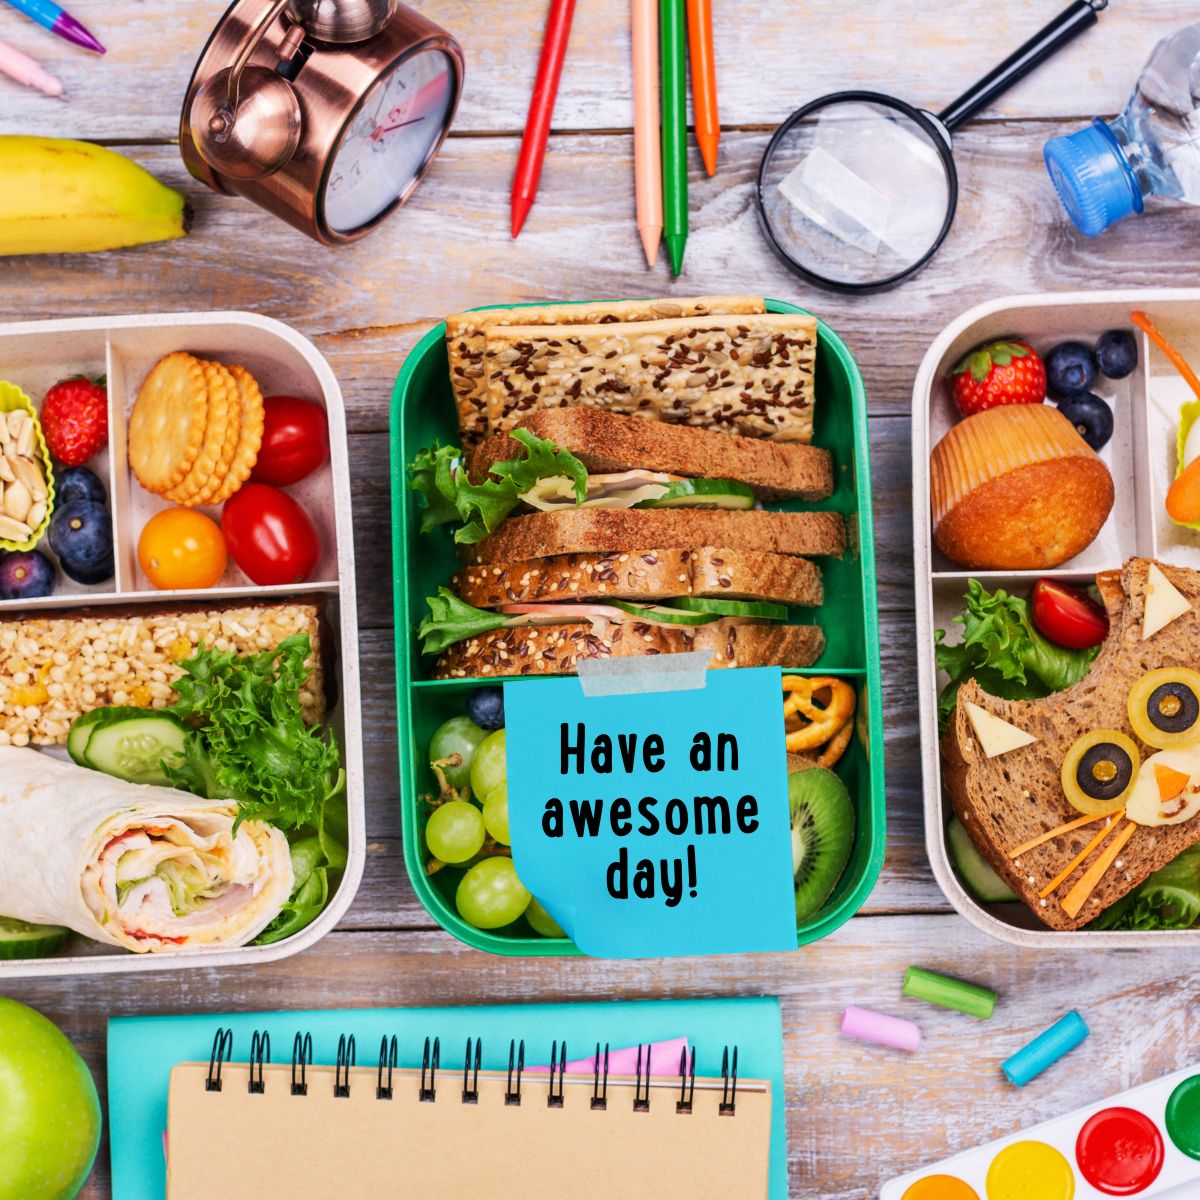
[936,0,1105,133]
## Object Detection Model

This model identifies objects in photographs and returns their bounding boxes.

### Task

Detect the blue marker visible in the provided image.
[1002,1010,1089,1087]
[2,0,104,54]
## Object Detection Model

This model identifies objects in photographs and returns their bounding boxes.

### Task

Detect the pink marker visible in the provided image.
[841,1005,921,1053]
[0,37,64,97]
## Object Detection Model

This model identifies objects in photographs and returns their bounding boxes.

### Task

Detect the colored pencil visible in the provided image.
[686,0,718,175]
[0,36,63,96]
[511,0,576,238]
[1,0,103,54]
[631,0,662,267]
[659,0,687,275]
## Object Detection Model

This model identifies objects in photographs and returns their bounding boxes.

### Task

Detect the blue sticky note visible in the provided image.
[503,667,796,958]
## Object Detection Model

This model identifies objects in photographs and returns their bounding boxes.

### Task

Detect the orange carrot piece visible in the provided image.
[1156,763,1191,802]
[1007,809,1115,859]
[1132,310,1200,402]
[1037,816,1121,899]
[1061,820,1138,919]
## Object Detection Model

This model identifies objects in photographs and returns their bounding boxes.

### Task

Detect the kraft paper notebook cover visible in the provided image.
[108,997,787,1200]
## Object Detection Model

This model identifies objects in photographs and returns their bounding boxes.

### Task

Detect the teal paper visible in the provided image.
[503,668,796,957]
[108,997,786,1200]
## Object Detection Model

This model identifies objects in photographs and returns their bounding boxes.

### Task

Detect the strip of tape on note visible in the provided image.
[576,650,712,697]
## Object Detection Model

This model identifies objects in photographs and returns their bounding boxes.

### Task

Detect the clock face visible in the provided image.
[323,48,456,235]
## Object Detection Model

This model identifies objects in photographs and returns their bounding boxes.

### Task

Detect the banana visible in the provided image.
[0,135,189,256]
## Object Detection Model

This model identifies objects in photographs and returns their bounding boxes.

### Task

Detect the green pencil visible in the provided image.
[660,0,688,275]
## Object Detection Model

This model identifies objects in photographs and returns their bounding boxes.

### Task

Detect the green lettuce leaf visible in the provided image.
[254,836,332,945]
[1088,844,1200,931]
[935,580,1099,732]
[408,429,588,545]
[417,587,510,656]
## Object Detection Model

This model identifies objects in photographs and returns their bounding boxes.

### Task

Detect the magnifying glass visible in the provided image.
[756,0,1107,293]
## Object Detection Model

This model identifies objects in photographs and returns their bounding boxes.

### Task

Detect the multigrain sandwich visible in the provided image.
[942,558,1200,930]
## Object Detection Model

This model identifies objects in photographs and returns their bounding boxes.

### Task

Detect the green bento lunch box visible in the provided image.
[390,298,885,956]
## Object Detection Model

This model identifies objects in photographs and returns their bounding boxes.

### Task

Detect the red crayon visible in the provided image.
[511,0,576,238]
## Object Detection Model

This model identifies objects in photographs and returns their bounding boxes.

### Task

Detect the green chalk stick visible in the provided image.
[903,966,996,1020]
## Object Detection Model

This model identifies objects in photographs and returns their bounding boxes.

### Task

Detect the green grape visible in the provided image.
[425,801,485,864]
[469,728,507,800]
[482,782,510,845]
[429,716,487,789]
[455,857,529,929]
[524,896,565,938]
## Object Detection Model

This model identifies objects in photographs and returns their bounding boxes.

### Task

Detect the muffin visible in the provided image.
[930,404,1114,569]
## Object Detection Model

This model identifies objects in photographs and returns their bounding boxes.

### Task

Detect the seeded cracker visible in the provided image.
[483,313,818,442]
[128,352,209,494]
[207,364,265,505]
[167,359,238,505]
[446,295,766,446]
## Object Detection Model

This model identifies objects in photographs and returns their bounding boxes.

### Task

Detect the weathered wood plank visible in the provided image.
[0,0,1177,140]
[9,915,1194,1200]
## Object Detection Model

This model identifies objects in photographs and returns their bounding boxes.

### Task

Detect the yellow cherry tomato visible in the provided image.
[137,507,227,590]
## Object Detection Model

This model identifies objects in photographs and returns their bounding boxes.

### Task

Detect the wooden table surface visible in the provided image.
[4,3,1200,1196]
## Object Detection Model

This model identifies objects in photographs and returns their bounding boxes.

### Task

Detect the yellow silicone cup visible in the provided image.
[0,381,56,552]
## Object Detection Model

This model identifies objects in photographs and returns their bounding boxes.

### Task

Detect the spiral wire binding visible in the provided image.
[377,1035,397,1100]
[206,1028,233,1092]
[505,1039,525,1107]
[591,1042,610,1111]
[419,1036,440,1102]
[547,1040,567,1108]
[249,1031,270,1094]
[719,1046,738,1116]
[462,1037,481,1104]
[335,1033,356,1098]
[633,1043,651,1112]
[677,1046,696,1114]
[291,1031,312,1096]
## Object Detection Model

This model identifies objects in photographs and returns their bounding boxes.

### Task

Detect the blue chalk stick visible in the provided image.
[1002,1010,1089,1087]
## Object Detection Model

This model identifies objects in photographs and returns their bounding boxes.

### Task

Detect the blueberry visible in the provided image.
[49,499,113,583]
[0,550,55,599]
[1058,392,1114,451]
[1045,340,1098,397]
[1095,329,1138,380]
[466,686,505,731]
[54,466,106,506]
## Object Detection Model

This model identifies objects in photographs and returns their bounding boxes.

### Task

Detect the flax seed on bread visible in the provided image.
[432,618,825,679]
[941,558,1200,930]
[469,408,833,502]
[463,508,846,567]
[452,547,823,608]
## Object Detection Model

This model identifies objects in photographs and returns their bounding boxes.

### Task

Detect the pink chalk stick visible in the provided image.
[527,1037,690,1075]
[841,1005,921,1052]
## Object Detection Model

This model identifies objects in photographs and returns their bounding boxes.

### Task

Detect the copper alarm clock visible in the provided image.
[181,0,464,244]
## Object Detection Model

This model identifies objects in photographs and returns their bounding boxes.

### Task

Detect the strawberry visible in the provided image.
[40,377,108,467]
[949,340,1047,417]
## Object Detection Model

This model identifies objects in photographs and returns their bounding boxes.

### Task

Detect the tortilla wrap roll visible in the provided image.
[0,746,293,952]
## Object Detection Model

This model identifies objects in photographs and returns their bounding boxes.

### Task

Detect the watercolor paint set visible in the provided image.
[883,1062,1200,1200]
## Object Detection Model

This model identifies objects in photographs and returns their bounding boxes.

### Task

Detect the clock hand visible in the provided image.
[369,115,425,141]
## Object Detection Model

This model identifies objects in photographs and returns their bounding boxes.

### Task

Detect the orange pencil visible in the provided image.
[686,0,718,176]
[631,0,662,266]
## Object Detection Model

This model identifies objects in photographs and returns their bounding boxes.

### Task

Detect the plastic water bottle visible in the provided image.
[1045,23,1200,235]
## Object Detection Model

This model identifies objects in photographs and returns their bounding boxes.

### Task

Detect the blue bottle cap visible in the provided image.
[1002,1009,1089,1087]
[1044,119,1143,237]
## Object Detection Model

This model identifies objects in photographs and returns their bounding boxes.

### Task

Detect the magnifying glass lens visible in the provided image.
[758,98,954,289]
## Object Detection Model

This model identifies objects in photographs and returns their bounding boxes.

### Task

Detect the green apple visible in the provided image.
[0,997,100,1200]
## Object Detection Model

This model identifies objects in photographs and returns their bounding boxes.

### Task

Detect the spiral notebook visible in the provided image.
[108,997,786,1200]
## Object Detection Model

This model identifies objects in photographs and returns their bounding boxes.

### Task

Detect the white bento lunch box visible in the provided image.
[913,288,1200,948]
[0,311,363,977]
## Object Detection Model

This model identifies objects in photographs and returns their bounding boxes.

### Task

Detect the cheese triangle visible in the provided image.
[965,702,1037,758]
[1143,562,1191,639]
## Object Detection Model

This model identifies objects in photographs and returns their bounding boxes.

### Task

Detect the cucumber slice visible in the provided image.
[0,916,69,960]
[671,597,788,621]
[947,817,1017,903]
[636,478,756,510]
[68,706,152,765]
[83,713,187,786]
[611,601,716,626]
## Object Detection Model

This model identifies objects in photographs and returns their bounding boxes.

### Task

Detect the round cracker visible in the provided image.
[129,352,208,494]
[190,364,243,506]
[208,363,265,505]
[167,359,238,505]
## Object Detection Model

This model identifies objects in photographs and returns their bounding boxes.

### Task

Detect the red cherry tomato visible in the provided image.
[250,396,329,486]
[222,483,320,586]
[1031,579,1109,649]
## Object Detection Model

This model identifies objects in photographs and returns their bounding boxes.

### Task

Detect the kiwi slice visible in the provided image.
[789,767,855,923]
